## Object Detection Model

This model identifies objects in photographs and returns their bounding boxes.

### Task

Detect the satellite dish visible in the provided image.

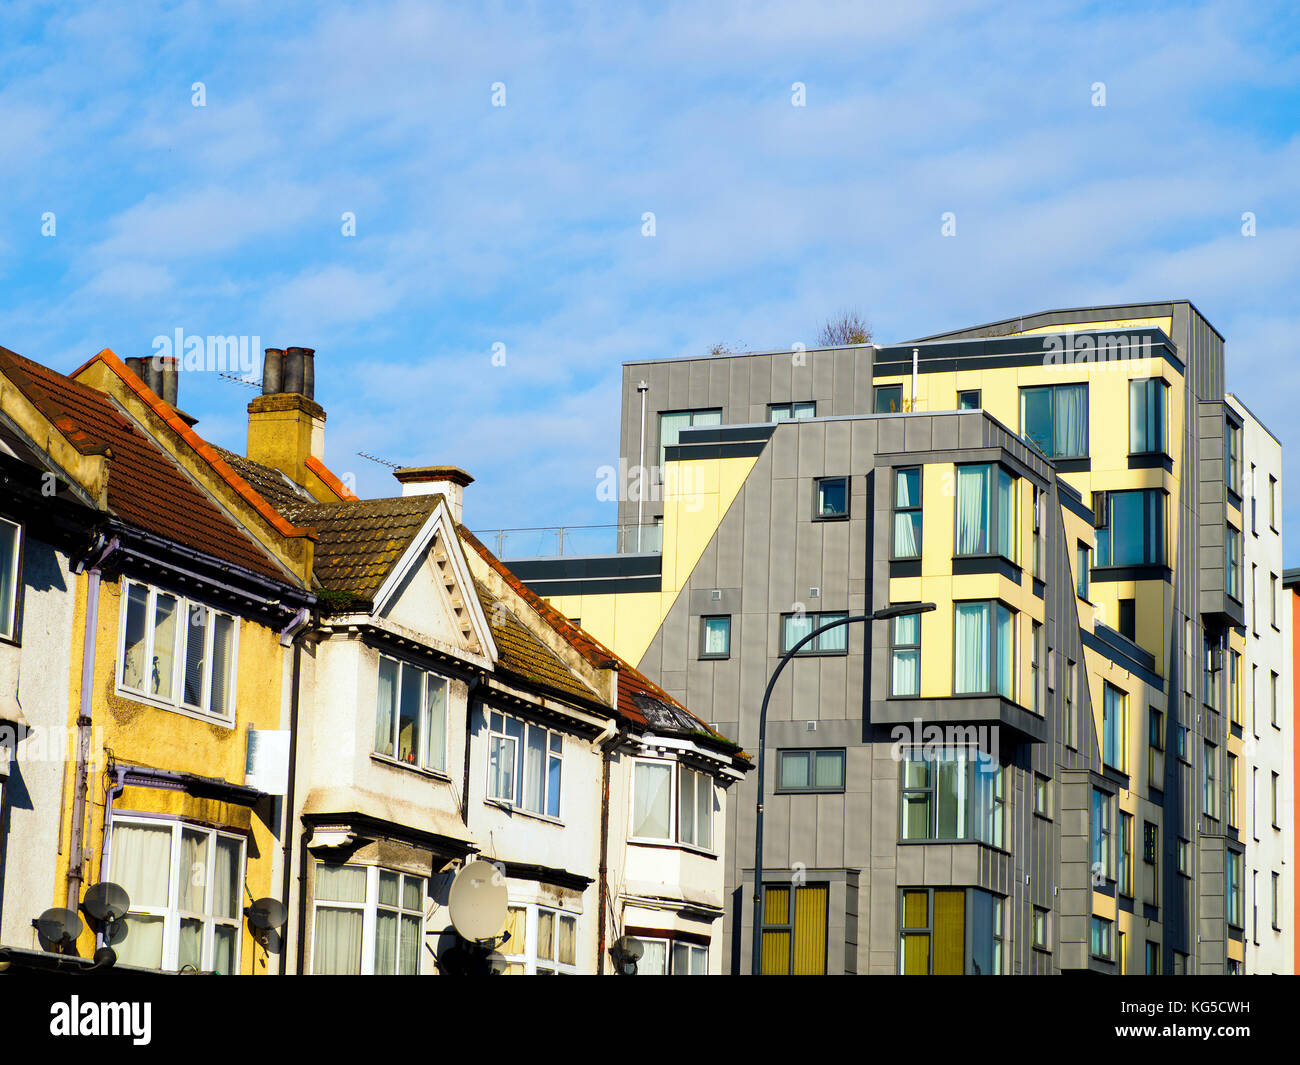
[82,881,131,924]
[244,897,288,932]
[448,860,507,943]
[36,907,84,948]
[485,950,507,975]
[611,935,644,974]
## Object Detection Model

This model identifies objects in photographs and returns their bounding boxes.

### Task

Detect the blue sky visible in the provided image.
[2,0,1298,562]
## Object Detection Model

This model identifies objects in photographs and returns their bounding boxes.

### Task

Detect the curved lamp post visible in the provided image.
[751,600,935,976]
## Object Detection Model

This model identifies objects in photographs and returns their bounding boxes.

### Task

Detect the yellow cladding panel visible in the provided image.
[549,453,757,665]
[56,573,285,973]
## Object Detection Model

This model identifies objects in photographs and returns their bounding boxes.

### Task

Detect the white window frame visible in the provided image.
[374,653,449,773]
[630,934,709,975]
[116,578,239,725]
[486,710,564,819]
[0,515,20,641]
[310,862,427,975]
[629,757,715,852]
[108,814,246,973]
[501,901,579,974]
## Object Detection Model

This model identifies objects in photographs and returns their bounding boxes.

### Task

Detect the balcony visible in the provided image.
[471,522,663,559]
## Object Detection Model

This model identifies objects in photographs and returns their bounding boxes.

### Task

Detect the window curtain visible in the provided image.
[313,907,363,974]
[780,752,810,789]
[209,614,234,716]
[547,737,562,818]
[783,613,814,652]
[996,469,1015,560]
[791,886,828,975]
[0,520,16,638]
[178,829,206,914]
[524,725,547,813]
[956,466,989,554]
[817,613,847,653]
[1129,379,1164,454]
[932,890,965,975]
[953,603,989,694]
[632,762,671,838]
[375,909,397,974]
[121,585,149,691]
[397,663,422,764]
[893,470,920,557]
[814,752,844,790]
[936,752,965,839]
[679,769,697,846]
[639,939,669,975]
[972,759,1000,846]
[375,657,398,756]
[183,607,207,707]
[152,594,179,699]
[995,605,1013,699]
[111,822,172,969]
[425,678,447,771]
[891,614,919,696]
[1054,384,1088,458]
[703,618,729,655]
[695,773,712,849]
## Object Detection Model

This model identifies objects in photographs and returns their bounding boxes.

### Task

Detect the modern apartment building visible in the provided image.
[506,301,1292,974]
[1228,395,1293,974]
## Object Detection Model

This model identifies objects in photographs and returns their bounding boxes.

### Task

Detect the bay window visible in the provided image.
[1020,382,1088,459]
[1128,378,1168,455]
[953,600,1014,700]
[118,579,237,722]
[631,759,713,850]
[955,464,1016,560]
[633,936,709,975]
[110,817,244,973]
[892,467,922,558]
[1227,850,1243,928]
[1225,419,1241,494]
[1095,489,1165,567]
[501,902,578,974]
[0,516,19,641]
[487,710,563,818]
[375,655,449,772]
[312,863,425,975]
[1092,788,1113,881]
[899,888,1003,975]
[1225,525,1241,599]
[900,747,1004,847]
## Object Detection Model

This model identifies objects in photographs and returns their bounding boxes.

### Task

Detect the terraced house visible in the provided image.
[0,342,747,976]
[0,346,315,974]
[504,300,1293,975]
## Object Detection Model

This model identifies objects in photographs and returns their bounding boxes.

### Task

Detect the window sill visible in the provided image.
[813,513,851,522]
[698,654,730,662]
[775,788,846,796]
[1127,451,1173,472]
[951,554,1021,581]
[628,838,717,859]
[483,797,563,826]
[114,686,235,729]
[370,752,452,782]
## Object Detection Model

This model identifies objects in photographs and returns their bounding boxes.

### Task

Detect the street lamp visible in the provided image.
[751,600,936,976]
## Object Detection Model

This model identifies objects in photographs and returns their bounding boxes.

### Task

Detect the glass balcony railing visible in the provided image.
[472,523,663,559]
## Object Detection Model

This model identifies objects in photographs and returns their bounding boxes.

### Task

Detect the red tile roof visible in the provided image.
[456,525,735,747]
[0,347,291,582]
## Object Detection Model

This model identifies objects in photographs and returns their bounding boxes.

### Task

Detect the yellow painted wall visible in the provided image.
[549,453,758,664]
[55,572,285,973]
